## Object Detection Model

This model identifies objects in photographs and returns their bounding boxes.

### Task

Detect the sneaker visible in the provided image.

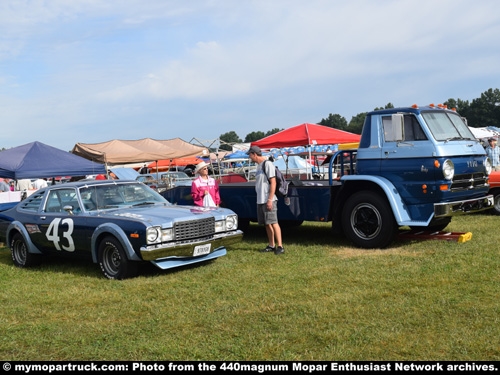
[260,245,275,253]
[274,246,285,255]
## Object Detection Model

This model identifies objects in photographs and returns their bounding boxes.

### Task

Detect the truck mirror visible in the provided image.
[384,113,404,142]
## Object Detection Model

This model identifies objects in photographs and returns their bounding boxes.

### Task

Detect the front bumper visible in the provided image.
[139,230,243,261]
[434,195,494,217]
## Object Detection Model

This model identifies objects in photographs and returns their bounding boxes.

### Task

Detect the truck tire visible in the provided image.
[98,236,138,280]
[342,191,397,249]
[490,190,500,215]
[410,217,451,232]
[10,232,42,267]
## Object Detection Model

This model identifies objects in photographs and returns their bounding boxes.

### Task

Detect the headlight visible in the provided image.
[485,157,492,176]
[215,215,238,232]
[146,226,161,244]
[442,159,454,180]
[225,215,238,231]
[161,228,173,242]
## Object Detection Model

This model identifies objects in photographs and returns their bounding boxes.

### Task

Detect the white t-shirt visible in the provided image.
[255,160,277,204]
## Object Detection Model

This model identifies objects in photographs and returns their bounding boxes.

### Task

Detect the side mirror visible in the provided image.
[384,114,404,142]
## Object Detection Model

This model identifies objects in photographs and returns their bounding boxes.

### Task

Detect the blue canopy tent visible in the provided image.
[0,141,106,180]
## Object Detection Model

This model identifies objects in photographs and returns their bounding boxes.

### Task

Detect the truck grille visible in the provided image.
[450,173,488,191]
[174,217,215,240]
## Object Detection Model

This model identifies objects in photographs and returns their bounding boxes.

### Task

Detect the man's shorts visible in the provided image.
[257,201,278,225]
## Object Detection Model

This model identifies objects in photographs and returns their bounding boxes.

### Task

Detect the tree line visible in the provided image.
[219,88,500,151]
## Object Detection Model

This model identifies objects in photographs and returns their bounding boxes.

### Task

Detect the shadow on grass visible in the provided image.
[0,246,221,279]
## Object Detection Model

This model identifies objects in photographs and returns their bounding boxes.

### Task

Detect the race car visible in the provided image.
[0,180,243,279]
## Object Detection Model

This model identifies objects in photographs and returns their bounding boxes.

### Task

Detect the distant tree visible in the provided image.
[265,128,282,137]
[244,131,266,143]
[219,131,242,151]
[463,88,500,128]
[373,103,395,111]
[347,112,367,134]
[319,113,348,130]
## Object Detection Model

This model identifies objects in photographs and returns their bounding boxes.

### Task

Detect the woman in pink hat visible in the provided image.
[191,161,221,207]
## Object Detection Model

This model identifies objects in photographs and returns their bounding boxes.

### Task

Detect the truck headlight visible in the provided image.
[485,157,492,176]
[442,159,454,180]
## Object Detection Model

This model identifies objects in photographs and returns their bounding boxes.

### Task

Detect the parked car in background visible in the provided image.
[136,171,194,193]
[487,171,500,215]
[0,180,243,279]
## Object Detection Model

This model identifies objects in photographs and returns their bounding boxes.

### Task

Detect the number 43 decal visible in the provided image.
[46,218,75,252]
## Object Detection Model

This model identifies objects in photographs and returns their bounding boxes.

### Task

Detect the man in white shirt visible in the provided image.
[33,178,48,190]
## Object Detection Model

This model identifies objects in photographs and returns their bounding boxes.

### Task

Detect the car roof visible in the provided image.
[47,180,140,188]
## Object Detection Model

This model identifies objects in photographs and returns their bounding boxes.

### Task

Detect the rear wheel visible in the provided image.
[342,191,397,249]
[11,232,42,267]
[98,236,138,280]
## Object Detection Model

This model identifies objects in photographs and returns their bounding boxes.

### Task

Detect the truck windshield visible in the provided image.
[422,111,476,142]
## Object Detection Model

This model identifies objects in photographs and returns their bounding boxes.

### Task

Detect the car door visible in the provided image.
[32,187,91,257]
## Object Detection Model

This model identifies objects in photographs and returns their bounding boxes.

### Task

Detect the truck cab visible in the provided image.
[338,104,492,234]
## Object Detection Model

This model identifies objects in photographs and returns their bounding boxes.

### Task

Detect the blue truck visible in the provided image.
[162,104,494,249]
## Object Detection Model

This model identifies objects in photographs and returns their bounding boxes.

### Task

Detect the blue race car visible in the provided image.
[0,180,243,279]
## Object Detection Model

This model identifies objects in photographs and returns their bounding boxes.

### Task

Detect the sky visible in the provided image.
[1,0,500,152]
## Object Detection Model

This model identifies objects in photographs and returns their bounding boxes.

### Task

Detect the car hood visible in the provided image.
[94,203,230,224]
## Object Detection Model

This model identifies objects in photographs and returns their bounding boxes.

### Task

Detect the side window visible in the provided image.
[44,188,81,214]
[19,191,44,211]
[404,116,427,141]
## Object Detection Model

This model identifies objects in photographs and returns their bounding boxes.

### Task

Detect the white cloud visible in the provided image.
[1,0,499,150]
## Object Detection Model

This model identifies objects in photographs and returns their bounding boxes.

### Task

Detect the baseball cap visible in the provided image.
[246,145,262,156]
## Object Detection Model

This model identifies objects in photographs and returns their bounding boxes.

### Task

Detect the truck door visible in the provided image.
[380,114,435,204]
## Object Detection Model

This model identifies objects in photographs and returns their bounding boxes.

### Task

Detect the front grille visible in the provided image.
[174,217,215,240]
[450,172,488,191]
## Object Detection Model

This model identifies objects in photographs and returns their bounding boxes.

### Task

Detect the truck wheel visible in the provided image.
[10,232,42,267]
[410,217,451,232]
[342,191,397,249]
[490,191,500,215]
[98,236,138,280]
[280,220,304,228]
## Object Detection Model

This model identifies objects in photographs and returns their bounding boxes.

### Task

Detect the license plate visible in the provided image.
[193,243,211,256]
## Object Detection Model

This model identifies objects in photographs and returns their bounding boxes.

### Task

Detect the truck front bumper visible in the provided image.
[434,195,494,217]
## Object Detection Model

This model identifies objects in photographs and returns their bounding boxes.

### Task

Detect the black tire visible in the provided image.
[410,217,451,232]
[490,191,500,216]
[342,191,398,249]
[98,236,138,280]
[280,220,304,228]
[238,218,250,232]
[10,232,42,268]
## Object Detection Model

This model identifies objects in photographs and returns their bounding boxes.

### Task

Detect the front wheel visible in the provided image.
[342,191,398,249]
[98,236,138,280]
[490,190,500,216]
[410,217,451,232]
[11,232,42,267]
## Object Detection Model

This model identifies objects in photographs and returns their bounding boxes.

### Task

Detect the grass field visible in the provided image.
[0,214,499,361]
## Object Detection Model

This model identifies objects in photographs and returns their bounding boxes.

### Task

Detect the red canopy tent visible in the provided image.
[251,123,360,149]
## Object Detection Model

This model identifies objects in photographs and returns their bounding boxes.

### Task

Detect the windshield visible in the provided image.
[79,182,167,210]
[422,111,476,141]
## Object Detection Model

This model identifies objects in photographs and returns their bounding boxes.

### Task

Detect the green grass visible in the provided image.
[0,214,499,361]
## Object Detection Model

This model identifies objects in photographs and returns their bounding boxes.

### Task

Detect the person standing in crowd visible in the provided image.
[0,178,10,192]
[139,164,149,174]
[33,178,48,190]
[246,145,284,255]
[486,137,500,171]
[15,179,32,191]
[191,161,220,207]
